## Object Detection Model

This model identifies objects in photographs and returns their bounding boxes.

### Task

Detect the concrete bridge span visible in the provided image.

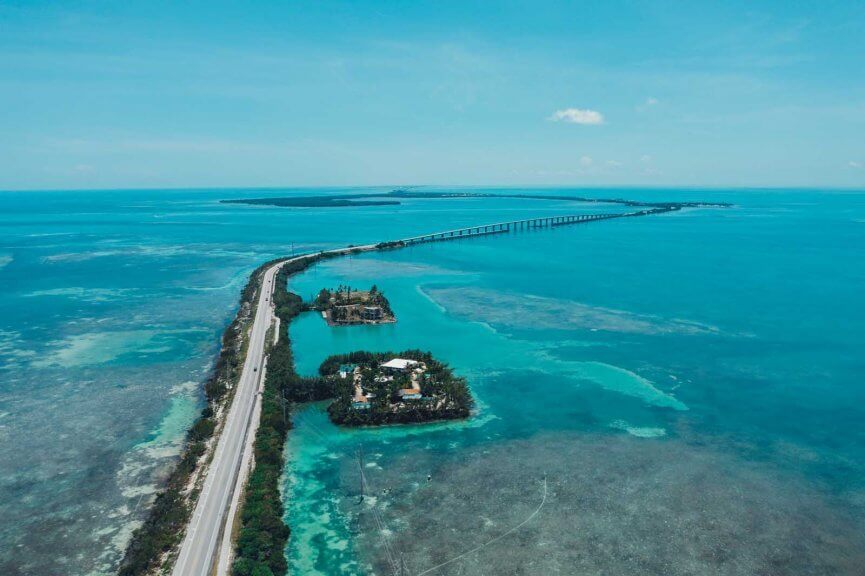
[391,207,673,246]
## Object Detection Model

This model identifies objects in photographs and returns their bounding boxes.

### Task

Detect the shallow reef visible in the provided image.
[346,432,865,576]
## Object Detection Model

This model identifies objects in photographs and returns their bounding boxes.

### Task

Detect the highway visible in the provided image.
[173,247,375,576]
[171,259,281,576]
[171,210,646,574]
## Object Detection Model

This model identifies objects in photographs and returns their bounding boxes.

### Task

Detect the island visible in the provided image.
[319,350,473,425]
[121,198,728,576]
[222,189,733,210]
[221,193,399,208]
[313,285,395,325]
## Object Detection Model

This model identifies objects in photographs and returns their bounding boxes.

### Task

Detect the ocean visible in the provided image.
[1,188,863,575]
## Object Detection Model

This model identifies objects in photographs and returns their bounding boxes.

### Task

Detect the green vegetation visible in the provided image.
[232,260,332,576]
[314,284,395,325]
[221,194,399,208]
[121,202,701,576]
[232,263,471,576]
[261,268,336,404]
[119,237,473,575]
[231,364,290,576]
[321,350,473,426]
[387,189,731,208]
[223,190,732,211]
[118,257,283,576]
[121,202,702,576]
[375,240,406,249]
[117,407,210,576]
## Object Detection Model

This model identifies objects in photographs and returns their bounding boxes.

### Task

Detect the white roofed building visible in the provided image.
[380,358,419,372]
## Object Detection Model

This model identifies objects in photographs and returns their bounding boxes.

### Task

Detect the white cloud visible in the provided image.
[549,108,604,125]
[579,155,594,167]
[605,160,622,167]
[640,154,653,164]
[849,161,862,169]
[636,97,660,112]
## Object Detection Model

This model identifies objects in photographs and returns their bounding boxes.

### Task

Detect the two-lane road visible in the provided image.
[173,246,376,576]
[171,260,282,576]
[168,210,668,574]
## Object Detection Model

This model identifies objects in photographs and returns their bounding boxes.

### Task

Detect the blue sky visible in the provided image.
[1,1,864,190]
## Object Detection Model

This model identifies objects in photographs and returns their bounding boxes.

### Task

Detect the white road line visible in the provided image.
[173,247,376,576]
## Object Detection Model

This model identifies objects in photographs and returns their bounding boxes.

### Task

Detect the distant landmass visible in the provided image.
[221,193,400,207]
[222,189,731,209]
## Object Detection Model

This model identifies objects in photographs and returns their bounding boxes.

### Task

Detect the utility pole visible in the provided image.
[357,444,365,501]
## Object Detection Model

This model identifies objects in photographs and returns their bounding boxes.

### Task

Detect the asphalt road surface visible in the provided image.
[172,246,375,576]
[171,260,281,576]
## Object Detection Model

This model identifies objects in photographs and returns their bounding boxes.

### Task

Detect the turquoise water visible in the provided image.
[0,188,612,575]
[282,191,865,574]
[1,188,864,574]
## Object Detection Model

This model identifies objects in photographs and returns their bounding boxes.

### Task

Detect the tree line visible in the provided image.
[117,255,290,576]
[232,259,335,576]
[321,350,474,426]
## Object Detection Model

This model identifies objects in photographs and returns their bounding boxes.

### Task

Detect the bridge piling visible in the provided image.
[391,207,664,247]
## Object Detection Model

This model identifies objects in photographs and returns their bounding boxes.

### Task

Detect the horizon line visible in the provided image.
[2,184,865,194]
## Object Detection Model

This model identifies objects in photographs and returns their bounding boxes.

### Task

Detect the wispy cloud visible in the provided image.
[526,156,625,179]
[41,136,299,155]
[849,161,862,169]
[636,97,660,113]
[639,154,662,176]
[549,108,604,125]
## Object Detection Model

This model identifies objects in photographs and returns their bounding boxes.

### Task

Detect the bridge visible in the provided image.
[391,207,674,246]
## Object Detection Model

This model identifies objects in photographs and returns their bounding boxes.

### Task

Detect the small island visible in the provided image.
[313,285,396,325]
[319,350,473,425]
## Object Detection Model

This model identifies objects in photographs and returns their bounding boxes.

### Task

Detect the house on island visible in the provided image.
[361,306,383,321]
[322,350,473,425]
[315,286,396,326]
[338,363,357,379]
[351,366,373,410]
[397,386,422,400]
[381,358,419,374]
[386,357,427,400]
[352,393,371,410]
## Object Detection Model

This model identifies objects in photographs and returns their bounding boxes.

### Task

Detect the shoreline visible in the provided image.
[119,204,698,575]
[323,313,397,327]
[222,189,734,209]
[117,255,295,576]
